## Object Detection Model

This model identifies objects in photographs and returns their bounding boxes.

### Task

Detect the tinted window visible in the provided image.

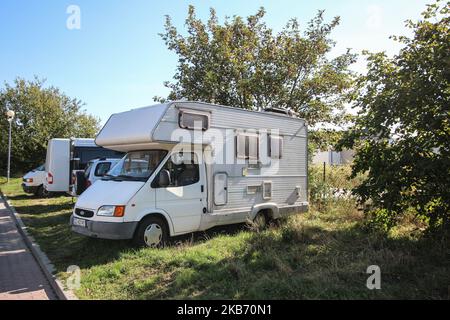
[153,153,199,188]
[84,162,93,179]
[73,147,124,167]
[179,111,209,130]
[236,133,259,160]
[94,162,112,177]
[269,135,283,159]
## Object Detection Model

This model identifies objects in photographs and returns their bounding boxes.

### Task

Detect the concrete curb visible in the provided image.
[0,192,78,300]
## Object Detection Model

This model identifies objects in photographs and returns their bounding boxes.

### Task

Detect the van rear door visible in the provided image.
[45,139,70,192]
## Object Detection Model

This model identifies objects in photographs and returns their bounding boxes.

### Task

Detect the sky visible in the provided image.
[0,0,431,124]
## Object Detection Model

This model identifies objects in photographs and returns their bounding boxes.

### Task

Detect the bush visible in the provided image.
[308,164,364,208]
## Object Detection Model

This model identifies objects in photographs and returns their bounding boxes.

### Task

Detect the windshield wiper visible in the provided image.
[102,174,147,182]
[114,175,146,181]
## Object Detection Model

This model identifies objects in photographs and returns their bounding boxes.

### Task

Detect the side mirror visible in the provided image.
[158,169,171,188]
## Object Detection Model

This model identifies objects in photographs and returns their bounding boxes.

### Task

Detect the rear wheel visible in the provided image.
[133,216,169,248]
[252,211,268,231]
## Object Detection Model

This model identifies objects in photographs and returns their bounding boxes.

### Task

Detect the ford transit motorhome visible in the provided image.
[71,101,308,247]
[44,138,124,195]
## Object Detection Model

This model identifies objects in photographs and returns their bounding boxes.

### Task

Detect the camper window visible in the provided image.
[263,181,272,200]
[269,135,283,159]
[179,110,209,131]
[153,153,199,188]
[236,133,259,161]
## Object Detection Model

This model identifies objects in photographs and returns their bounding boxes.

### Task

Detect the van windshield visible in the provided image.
[34,164,45,171]
[104,150,167,182]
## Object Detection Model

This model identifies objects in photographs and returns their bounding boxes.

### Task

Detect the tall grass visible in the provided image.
[1,176,448,299]
[308,164,365,208]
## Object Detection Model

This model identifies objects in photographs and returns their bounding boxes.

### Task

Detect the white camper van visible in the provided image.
[22,164,47,196]
[71,102,308,247]
[44,138,124,194]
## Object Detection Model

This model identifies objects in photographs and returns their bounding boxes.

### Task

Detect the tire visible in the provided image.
[252,211,268,231]
[133,216,169,248]
[34,185,48,197]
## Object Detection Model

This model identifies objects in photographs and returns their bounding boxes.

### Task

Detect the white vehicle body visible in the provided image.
[70,158,122,196]
[22,164,46,196]
[71,101,308,244]
[44,138,123,194]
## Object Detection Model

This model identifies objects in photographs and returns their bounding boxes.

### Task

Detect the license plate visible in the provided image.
[73,217,87,228]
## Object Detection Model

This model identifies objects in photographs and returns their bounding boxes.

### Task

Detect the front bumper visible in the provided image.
[70,214,138,240]
[22,183,38,194]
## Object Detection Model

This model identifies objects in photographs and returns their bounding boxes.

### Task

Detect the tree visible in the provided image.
[156,6,356,129]
[0,77,100,174]
[338,1,450,233]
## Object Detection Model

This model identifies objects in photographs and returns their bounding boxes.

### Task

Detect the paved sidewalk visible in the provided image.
[0,198,56,300]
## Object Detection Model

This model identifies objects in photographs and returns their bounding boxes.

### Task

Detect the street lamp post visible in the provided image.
[6,109,15,183]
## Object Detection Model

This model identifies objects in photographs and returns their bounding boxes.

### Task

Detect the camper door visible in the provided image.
[152,152,206,234]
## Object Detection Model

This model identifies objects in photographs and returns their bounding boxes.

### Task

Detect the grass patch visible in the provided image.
[1,178,448,299]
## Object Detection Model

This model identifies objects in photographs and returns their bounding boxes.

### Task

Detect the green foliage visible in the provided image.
[0,77,100,174]
[309,128,347,156]
[157,6,356,127]
[308,164,365,207]
[338,1,450,234]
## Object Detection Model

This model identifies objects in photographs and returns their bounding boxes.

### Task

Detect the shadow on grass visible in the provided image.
[14,202,74,215]
[8,193,74,201]
[15,207,450,299]
[7,194,36,201]
[172,223,249,244]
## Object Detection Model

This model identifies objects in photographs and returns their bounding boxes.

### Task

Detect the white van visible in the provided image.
[22,164,47,196]
[70,158,122,196]
[71,101,308,247]
[44,138,124,195]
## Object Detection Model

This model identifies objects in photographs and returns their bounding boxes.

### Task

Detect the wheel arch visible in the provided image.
[135,211,175,236]
[250,203,279,220]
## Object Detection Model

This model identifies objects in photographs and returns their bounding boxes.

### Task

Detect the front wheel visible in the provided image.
[133,216,169,248]
[34,185,50,197]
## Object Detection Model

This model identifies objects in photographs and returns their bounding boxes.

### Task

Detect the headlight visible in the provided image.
[97,205,125,217]
[26,178,33,183]
[97,206,115,216]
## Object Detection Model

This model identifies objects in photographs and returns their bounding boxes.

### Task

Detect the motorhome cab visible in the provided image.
[71,101,308,247]
[44,138,124,195]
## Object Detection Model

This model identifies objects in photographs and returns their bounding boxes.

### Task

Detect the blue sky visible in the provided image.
[0,0,430,123]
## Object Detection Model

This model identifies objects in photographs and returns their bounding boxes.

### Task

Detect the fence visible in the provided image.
[308,162,364,208]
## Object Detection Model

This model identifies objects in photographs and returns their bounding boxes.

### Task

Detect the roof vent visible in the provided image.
[264,107,293,116]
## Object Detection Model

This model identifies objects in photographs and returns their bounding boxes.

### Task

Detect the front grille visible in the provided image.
[75,208,94,218]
